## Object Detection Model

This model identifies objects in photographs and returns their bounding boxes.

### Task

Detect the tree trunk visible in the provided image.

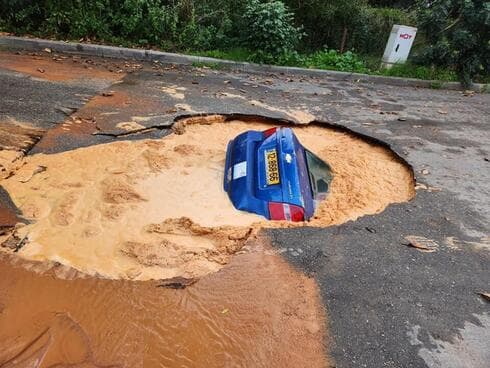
[340,27,348,54]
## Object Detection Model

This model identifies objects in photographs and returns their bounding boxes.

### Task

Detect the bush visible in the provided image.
[380,63,457,81]
[242,0,302,63]
[305,50,368,73]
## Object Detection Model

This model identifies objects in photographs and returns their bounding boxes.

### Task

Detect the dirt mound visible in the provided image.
[0,117,414,280]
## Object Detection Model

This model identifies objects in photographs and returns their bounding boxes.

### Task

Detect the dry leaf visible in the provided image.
[404,236,439,253]
[478,292,490,302]
[221,308,229,314]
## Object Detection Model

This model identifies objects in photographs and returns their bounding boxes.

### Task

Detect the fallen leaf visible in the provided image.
[478,292,490,302]
[221,308,229,314]
[404,235,439,253]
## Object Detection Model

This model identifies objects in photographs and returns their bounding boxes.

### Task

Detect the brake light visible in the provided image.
[268,202,305,222]
[263,127,278,138]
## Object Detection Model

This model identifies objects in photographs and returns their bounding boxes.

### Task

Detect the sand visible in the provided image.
[0,118,414,280]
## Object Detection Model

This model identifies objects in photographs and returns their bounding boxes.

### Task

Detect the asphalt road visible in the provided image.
[0,50,488,367]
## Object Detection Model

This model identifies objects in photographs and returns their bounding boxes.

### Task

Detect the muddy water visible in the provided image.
[0,239,329,368]
[0,118,414,281]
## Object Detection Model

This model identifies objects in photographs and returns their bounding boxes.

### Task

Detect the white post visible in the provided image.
[382,25,417,69]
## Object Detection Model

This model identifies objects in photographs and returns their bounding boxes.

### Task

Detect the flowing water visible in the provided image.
[0,240,328,368]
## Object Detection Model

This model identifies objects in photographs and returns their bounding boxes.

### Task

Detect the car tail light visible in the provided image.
[263,127,277,138]
[268,202,304,222]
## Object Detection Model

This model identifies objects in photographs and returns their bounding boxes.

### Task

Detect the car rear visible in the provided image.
[224,126,318,221]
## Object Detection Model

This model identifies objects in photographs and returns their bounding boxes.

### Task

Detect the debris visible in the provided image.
[420,169,430,175]
[14,234,28,253]
[365,227,376,233]
[221,308,229,314]
[415,183,441,192]
[397,117,407,121]
[55,106,77,116]
[43,48,52,53]
[478,292,490,302]
[437,110,448,115]
[156,276,197,289]
[37,68,45,73]
[18,165,47,183]
[102,91,115,97]
[462,90,475,97]
[403,235,439,253]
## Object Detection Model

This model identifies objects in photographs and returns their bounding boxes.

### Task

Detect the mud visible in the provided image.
[0,240,330,368]
[0,118,414,280]
[0,51,122,82]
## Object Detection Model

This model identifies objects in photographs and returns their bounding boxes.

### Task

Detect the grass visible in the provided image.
[189,47,461,83]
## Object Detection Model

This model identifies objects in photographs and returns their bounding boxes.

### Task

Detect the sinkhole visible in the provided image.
[0,115,415,281]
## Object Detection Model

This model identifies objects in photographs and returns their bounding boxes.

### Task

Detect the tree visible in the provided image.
[284,0,369,52]
[242,0,302,62]
[417,0,490,86]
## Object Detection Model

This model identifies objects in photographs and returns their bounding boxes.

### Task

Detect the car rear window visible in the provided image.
[305,149,332,202]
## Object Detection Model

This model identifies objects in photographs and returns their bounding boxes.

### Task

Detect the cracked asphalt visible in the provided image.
[0,50,489,367]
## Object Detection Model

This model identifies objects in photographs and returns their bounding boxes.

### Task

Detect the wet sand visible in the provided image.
[0,239,329,368]
[0,118,414,281]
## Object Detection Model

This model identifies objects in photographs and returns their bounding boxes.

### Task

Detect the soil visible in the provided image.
[0,118,414,281]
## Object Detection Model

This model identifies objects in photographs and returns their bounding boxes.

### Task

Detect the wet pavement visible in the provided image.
[0,49,489,367]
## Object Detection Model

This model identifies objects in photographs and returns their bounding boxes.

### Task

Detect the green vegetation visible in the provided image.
[416,0,489,87]
[0,0,488,85]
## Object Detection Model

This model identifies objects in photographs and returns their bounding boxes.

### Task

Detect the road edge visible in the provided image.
[1,36,488,93]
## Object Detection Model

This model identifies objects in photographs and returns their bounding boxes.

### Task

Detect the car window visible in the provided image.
[305,149,332,201]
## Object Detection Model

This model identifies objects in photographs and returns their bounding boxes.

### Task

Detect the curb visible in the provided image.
[1,36,487,92]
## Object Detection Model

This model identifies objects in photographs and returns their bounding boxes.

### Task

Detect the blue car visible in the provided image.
[224,127,332,222]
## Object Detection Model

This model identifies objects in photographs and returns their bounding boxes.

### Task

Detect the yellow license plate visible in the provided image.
[265,149,280,185]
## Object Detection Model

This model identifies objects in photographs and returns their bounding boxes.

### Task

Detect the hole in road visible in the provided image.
[0,115,415,280]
